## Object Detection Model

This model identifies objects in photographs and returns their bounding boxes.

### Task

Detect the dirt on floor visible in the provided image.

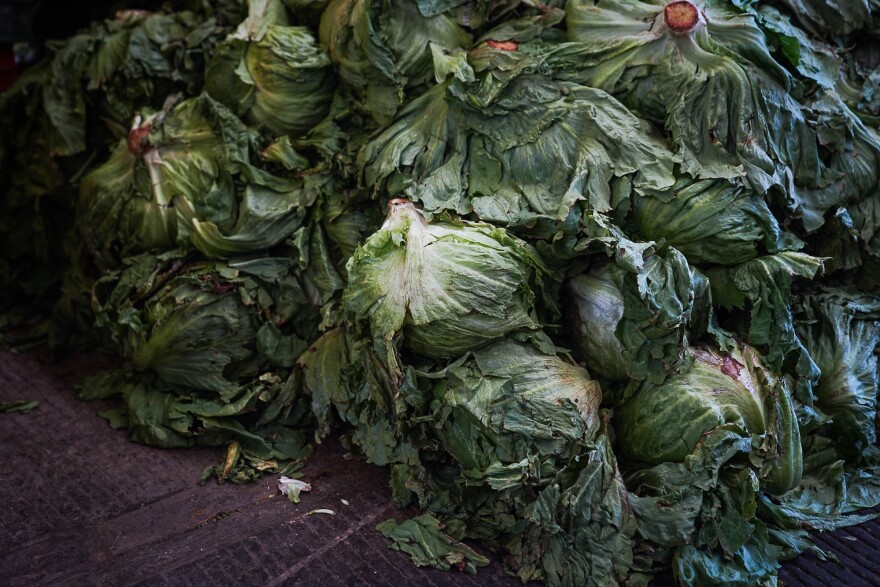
[1,349,878,586]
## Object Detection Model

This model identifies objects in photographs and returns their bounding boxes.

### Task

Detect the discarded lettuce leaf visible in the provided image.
[279,476,312,503]
[0,400,40,414]
[377,514,490,575]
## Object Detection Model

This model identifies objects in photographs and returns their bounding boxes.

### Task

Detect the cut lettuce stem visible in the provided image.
[664,1,702,34]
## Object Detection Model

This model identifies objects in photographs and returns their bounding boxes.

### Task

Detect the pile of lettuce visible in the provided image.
[3,0,880,585]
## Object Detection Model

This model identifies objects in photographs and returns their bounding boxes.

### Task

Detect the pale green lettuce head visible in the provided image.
[617,344,802,494]
[633,178,790,266]
[205,1,336,138]
[319,0,471,124]
[77,95,311,267]
[344,199,546,358]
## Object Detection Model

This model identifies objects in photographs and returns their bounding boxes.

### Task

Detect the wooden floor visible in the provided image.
[2,349,878,586]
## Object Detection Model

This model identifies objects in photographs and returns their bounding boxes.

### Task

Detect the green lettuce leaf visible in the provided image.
[297,326,423,465]
[706,252,823,372]
[360,47,678,225]
[774,0,876,36]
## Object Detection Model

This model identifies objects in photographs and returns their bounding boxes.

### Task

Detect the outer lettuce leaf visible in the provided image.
[810,208,864,276]
[462,75,677,225]
[706,252,823,372]
[808,91,880,264]
[297,326,424,464]
[760,436,880,531]
[376,514,490,574]
[80,368,314,483]
[360,44,677,226]
[358,81,471,215]
[177,163,311,259]
[776,0,876,36]
[751,5,842,91]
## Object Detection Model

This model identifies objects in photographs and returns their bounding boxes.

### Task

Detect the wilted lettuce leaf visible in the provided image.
[298,326,424,464]
[377,514,490,574]
[810,208,864,276]
[808,91,880,262]
[759,434,880,533]
[706,252,823,372]
[300,326,637,585]
[357,81,470,214]
[81,367,314,481]
[360,45,677,225]
[774,0,876,36]
[750,5,842,90]
[0,400,40,414]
